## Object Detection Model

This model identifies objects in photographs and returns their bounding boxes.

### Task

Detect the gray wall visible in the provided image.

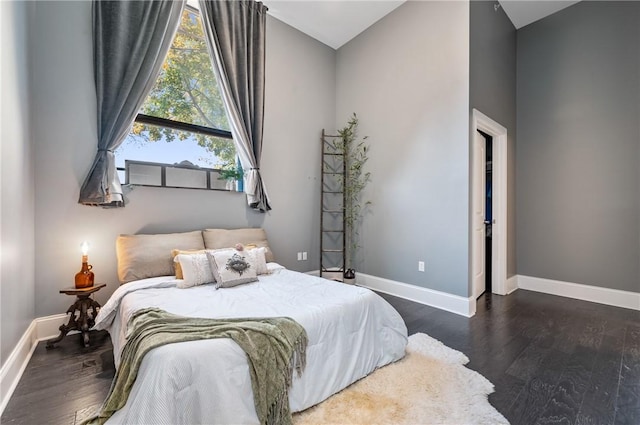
[336,1,470,297]
[469,1,517,278]
[0,1,36,366]
[31,1,336,316]
[517,1,640,292]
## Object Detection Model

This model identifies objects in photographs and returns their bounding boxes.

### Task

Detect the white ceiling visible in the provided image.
[263,0,405,49]
[499,1,581,29]
[262,1,582,50]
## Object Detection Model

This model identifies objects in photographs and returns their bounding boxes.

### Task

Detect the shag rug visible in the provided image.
[293,333,509,425]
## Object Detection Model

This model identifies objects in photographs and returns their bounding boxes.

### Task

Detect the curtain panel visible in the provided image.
[199,0,272,212]
[79,0,185,207]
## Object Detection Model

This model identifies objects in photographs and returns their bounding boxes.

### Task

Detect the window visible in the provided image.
[116,5,242,191]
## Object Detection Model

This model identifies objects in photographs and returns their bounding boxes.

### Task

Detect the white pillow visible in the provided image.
[206,250,258,289]
[172,248,234,279]
[175,253,215,288]
[246,247,268,275]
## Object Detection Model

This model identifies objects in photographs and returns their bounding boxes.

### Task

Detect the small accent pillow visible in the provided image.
[206,250,258,289]
[171,249,208,279]
[175,253,216,289]
[246,246,268,275]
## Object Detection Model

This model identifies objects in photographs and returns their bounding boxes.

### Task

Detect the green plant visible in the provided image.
[332,113,371,271]
[217,167,244,181]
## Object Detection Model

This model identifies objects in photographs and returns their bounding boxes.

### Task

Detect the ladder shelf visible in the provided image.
[319,129,346,281]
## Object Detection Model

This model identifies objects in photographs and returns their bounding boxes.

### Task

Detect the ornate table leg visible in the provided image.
[88,298,101,329]
[46,302,79,349]
[78,296,91,347]
[46,294,101,349]
[76,294,103,347]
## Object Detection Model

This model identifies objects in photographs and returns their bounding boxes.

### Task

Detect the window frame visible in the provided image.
[132,4,233,142]
[118,4,239,190]
[134,114,233,141]
[124,159,238,191]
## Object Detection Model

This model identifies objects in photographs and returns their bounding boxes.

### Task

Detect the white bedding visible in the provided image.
[94,264,408,424]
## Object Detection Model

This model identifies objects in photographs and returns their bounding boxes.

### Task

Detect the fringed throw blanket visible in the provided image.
[85,308,308,425]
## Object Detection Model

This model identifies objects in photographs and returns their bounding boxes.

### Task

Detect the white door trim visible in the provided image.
[471,130,487,299]
[471,109,508,296]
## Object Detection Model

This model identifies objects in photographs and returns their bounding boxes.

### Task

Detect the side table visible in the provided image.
[46,283,106,349]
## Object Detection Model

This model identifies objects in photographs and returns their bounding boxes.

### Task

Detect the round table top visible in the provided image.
[59,283,106,296]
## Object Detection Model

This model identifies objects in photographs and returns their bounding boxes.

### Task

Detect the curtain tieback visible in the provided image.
[248,168,260,171]
[98,149,114,153]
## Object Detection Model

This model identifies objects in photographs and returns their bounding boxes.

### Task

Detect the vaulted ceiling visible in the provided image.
[262,0,582,49]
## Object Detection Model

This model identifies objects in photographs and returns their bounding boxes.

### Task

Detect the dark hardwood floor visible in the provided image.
[2,289,639,425]
[1,330,114,425]
[379,290,640,425]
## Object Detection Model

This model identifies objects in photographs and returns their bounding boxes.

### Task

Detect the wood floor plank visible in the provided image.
[487,373,527,415]
[473,334,531,382]
[507,346,571,424]
[534,345,598,425]
[620,325,640,385]
[575,329,626,425]
[614,384,640,425]
[614,324,640,425]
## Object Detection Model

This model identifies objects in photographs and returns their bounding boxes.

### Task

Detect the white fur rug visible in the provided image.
[293,333,509,425]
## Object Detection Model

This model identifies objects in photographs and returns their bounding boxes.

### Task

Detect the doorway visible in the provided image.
[471,109,507,298]
[478,130,492,296]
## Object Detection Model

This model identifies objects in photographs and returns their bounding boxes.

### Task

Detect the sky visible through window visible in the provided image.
[115,134,220,170]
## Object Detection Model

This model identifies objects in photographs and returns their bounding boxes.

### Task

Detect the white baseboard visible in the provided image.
[0,321,37,415]
[506,275,518,294]
[35,313,69,340]
[517,275,640,311]
[0,313,69,415]
[356,272,476,317]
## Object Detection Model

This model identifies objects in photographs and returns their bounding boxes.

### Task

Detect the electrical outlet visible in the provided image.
[297,252,302,261]
[418,261,425,272]
[302,252,307,261]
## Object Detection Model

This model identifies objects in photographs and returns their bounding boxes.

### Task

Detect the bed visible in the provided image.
[93,229,408,424]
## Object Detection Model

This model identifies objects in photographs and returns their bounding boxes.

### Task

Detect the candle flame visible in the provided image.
[81,241,90,255]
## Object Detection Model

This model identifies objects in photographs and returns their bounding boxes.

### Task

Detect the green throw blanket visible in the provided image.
[85,308,308,425]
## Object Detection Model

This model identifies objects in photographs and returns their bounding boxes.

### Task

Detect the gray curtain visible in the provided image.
[199,0,271,212]
[79,0,185,207]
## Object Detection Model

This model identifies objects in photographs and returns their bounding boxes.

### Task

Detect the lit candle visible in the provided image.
[76,241,95,289]
[80,241,90,264]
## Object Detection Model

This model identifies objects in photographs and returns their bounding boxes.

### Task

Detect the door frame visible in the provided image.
[471,109,508,296]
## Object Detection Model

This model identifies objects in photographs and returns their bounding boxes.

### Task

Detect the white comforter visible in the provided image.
[94,264,408,424]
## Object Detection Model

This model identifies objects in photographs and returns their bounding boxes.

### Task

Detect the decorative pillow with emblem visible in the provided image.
[206,249,258,289]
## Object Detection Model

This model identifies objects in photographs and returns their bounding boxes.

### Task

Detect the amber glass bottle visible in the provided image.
[75,255,95,289]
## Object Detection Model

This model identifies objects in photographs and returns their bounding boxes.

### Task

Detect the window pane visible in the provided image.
[126,162,162,186]
[209,170,230,190]
[117,126,235,170]
[141,8,230,131]
[166,167,208,189]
